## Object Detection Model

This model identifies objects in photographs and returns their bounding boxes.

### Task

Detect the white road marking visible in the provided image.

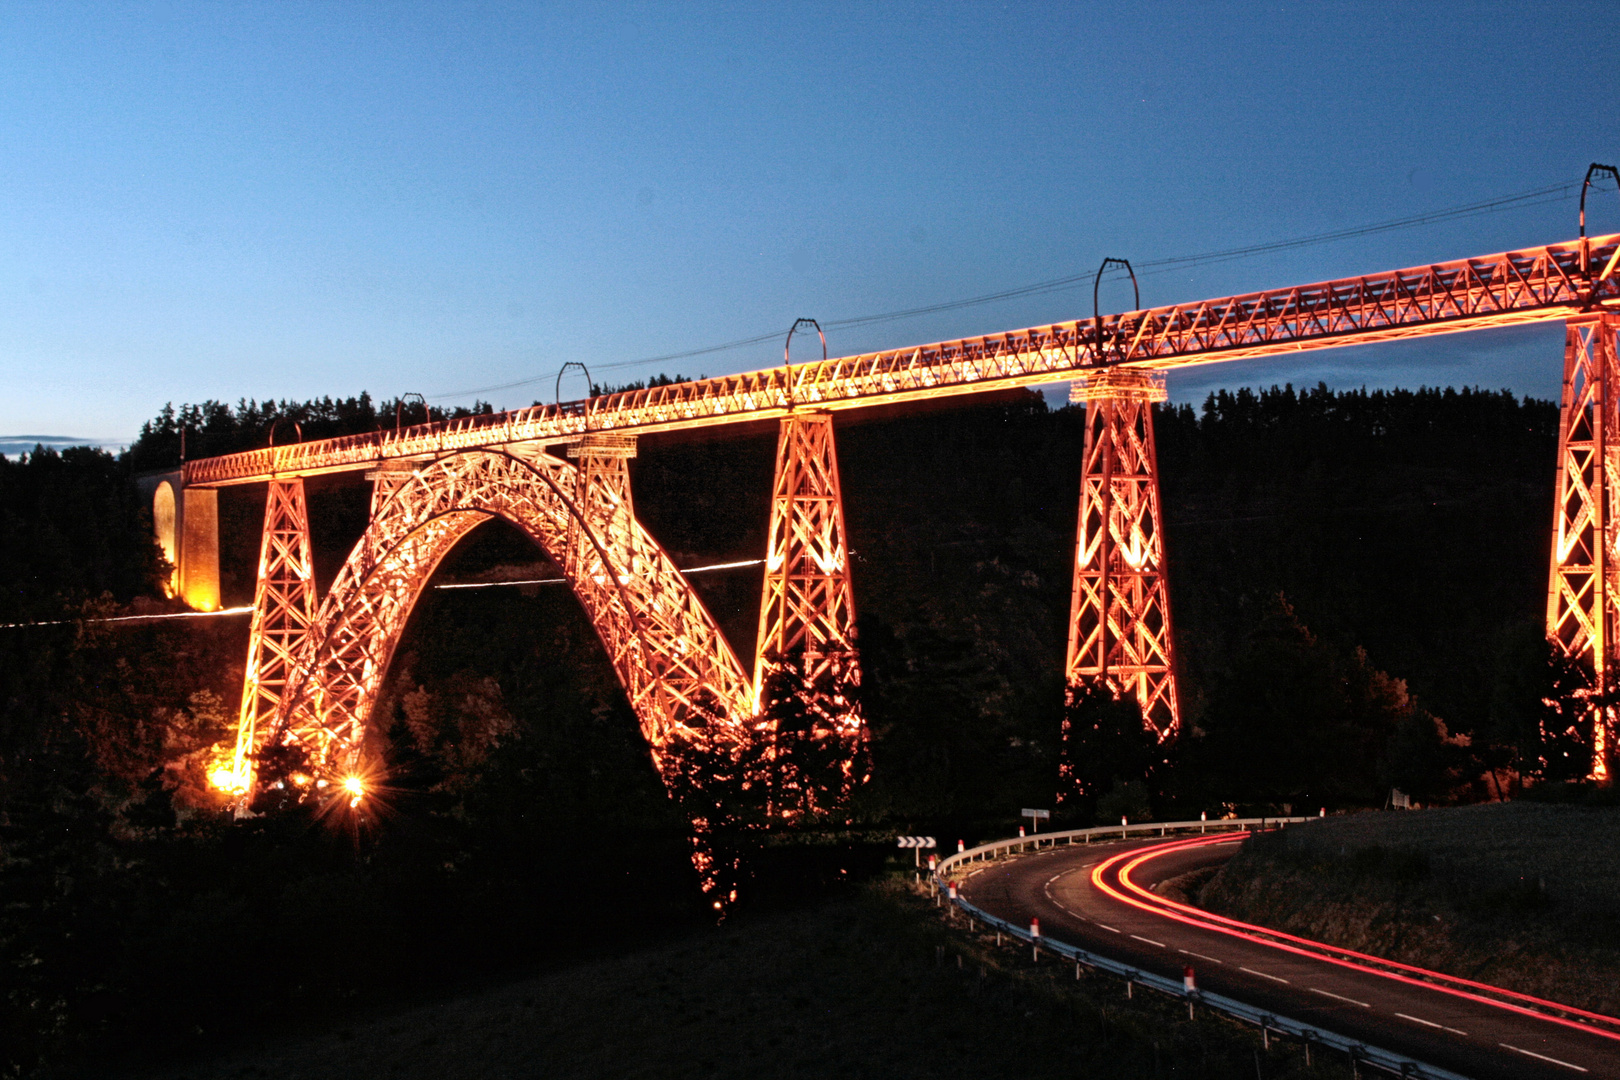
[1096,923,1121,933]
[1178,949,1224,965]
[969,869,984,877]
[1500,1043,1588,1072]
[1047,873,1062,884]
[1310,988,1369,1008]
[1397,1013,1466,1035]
[1240,966,1289,984]
[1130,934,1166,948]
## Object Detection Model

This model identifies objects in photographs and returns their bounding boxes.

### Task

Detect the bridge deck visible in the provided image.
[183,234,1620,487]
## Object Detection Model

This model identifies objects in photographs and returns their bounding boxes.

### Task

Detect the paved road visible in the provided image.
[956,834,1620,1079]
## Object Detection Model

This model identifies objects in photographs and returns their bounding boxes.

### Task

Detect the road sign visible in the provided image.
[1021,807,1050,833]
[896,835,936,866]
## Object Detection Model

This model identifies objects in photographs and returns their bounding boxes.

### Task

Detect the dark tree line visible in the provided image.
[0,381,1601,1074]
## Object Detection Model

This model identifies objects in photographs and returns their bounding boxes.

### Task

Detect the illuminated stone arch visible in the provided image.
[153,480,178,597]
[268,445,756,791]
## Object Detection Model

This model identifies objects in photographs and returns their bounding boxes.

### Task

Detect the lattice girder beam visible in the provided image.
[1065,370,1180,740]
[184,235,1620,488]
[754,412,867,814]
[1546,313,1620,781]
[219,478,317,791]
[265,447,755,790]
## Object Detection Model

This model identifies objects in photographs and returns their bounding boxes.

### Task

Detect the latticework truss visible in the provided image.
[183,235,1620,489]
[1065,370,1179,742]
[268,447,755,791]
[1547,313,1620,780]
[754,412,866,814]
[219,478,317,792]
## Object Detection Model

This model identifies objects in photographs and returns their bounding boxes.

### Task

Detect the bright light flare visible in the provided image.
[343,775,365,807]
[208,765,252,795]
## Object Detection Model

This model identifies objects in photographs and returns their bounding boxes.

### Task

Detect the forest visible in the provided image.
[0,382,1597,1075]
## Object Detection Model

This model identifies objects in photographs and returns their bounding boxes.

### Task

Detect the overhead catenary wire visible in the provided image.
[432,179,1587,402]
[0,560,766,629]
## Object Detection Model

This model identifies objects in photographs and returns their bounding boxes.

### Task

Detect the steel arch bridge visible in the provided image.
[171,219,1620,898]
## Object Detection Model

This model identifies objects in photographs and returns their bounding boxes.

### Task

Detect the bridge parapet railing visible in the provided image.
[933,816,1310,881]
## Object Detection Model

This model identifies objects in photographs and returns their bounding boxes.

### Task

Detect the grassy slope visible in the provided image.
[134,880,1338,1080]
[1199,803,1620,1016]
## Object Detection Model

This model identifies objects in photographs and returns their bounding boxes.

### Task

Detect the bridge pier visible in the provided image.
[1064,369,1180,742]
[754,411,866,814]
[1547,312,1620,781]
[219,478,317,793]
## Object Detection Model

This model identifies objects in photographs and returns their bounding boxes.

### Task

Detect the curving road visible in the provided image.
[956,833,1620,1079]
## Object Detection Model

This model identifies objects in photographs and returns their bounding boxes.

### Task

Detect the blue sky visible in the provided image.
[2,2,1618,446]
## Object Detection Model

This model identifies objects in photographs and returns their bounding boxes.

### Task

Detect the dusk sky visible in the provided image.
[4,2,1619,447]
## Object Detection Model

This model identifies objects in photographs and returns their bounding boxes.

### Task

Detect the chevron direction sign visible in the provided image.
[896,835,936,866]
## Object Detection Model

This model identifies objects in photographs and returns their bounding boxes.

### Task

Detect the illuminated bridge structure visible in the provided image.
[176,230,1620,862]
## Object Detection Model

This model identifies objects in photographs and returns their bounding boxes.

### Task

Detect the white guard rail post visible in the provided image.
[931,818,1470,1080]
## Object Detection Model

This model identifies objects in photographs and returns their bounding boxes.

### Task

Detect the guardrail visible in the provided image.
[931,819,1470,1080]
[934,815,1307,880]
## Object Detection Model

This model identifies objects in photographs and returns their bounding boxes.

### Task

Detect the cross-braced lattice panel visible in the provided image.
[272,447,754,786]
[1547,313,1620,779]
[226,478,318,787]
[754,413,867,815]
[1065,380,1179,742]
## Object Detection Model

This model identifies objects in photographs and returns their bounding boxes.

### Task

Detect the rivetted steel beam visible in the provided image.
[183,235,1620,488]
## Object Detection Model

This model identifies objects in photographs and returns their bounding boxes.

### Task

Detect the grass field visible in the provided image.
[1199,802,1620,1016]
[131,878,1340,1080]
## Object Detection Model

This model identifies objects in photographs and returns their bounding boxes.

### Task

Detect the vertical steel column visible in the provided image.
[221,478,316,793]
[754,411,865,811]
[566,434,641,581]
[1547,313,1620,780]
[1065,370,1180,740]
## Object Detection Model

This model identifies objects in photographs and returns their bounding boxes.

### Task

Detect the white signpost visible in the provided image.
[1021,808,1051,833]
[896,835,937,866]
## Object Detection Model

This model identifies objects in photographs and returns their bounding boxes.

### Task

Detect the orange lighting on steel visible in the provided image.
[1547,313,1620,781]
[182,236,1620,490]
[192,230,1620,831]
[1066,370,1179,739]
[753,411,867,815]
[223,477,318,796]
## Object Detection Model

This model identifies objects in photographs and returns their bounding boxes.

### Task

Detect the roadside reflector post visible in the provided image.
[957,839,965,853]
[1127,977,1133,999]
[1031,917,1040,961]
[1319,807,1325,818]
[1019,824,1025,838]
[1200,810,1207,834]
[1121,815,1128,840]
[1183,965,1196,994]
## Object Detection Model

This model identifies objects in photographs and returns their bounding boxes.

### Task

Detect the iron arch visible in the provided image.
[269,446,755,789]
